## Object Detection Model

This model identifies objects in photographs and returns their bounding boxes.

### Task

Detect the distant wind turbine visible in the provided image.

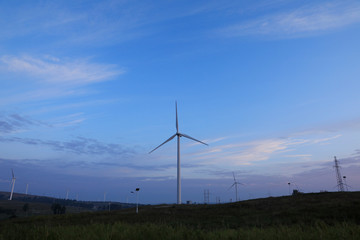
[9,169,16,201]
[228,172,243,202]
[149,101,208,204]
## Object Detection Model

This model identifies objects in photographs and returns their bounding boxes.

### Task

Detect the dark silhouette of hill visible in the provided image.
[1,191,359,229]
[0,191,135,219]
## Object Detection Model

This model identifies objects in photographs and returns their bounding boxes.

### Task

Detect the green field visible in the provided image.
[0,191,359,239]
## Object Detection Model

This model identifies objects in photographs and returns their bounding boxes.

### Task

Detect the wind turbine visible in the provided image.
[149,101,208,204]
[228,172,243,202]
[9,169,16,200]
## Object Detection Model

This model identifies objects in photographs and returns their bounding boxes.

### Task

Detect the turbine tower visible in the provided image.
[228,172,243,202]
[9,169,16,200]
[149,101,208,204]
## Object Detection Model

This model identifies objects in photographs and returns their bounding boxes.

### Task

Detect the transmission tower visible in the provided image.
[333,156,345,192]
[203,189,210,204]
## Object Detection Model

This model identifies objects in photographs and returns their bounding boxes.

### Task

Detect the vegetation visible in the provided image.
[0,191,135,219]
[0,191,359,239]
[0,221,359,240]
[51,203,66,215]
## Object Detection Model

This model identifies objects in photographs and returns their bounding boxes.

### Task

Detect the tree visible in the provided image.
[22,203,29,216]
[51,203,61,214]
[60,206,66,214]
[51,203,66,214]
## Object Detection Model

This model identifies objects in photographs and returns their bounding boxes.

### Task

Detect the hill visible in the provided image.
[0,191,135,220]
[0,191,359,239]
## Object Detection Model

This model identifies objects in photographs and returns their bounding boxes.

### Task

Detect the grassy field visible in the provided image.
[0,191,359,239]
[0,191,135,220]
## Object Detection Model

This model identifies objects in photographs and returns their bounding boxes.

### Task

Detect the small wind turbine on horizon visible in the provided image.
[228,172,243,202]
[149,101,208,204]
[9,169,16,200]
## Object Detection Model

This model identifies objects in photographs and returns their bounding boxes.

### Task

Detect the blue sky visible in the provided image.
[1,0,360,204]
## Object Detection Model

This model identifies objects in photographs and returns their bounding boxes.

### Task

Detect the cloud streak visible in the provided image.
[0,1,156,46]
[0,136,135,157]
[218,1,360,38]
[0,113,41,134]
[0,55,123,86]
[189,134,341,166]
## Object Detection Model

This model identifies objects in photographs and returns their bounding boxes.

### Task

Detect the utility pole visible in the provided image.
[135,188,140,213]
[288,182,291,195]
[334,156,345,192]
[343,176,349,191]
[131,188,140,213]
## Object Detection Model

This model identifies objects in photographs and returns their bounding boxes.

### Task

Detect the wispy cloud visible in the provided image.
[189,133,341,166]
[293,118,360,136]
[0,1,155,46]
[0,88,81,106]
[206,138,301,164]
[338,152,360,166]
[312,134,341,144]
[0,55,122,86]
[284,154,312,158]
[218,1,360,38]
[0,111,86,134]
[0,55,124,107]
[0,113,41,134]
[0,136,135,157]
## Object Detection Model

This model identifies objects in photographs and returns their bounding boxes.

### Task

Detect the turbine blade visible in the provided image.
[149,134,177,153]
[179,133,208,146]
[233,172,236,182]
[175,101,178,133]
[228,183,235,190]
[11,169,14,178]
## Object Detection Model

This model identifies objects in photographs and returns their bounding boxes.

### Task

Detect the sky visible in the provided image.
[1,0,360,204]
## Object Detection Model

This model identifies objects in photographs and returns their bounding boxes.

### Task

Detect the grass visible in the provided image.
[1,221,359,240]
[0,191,359,239]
